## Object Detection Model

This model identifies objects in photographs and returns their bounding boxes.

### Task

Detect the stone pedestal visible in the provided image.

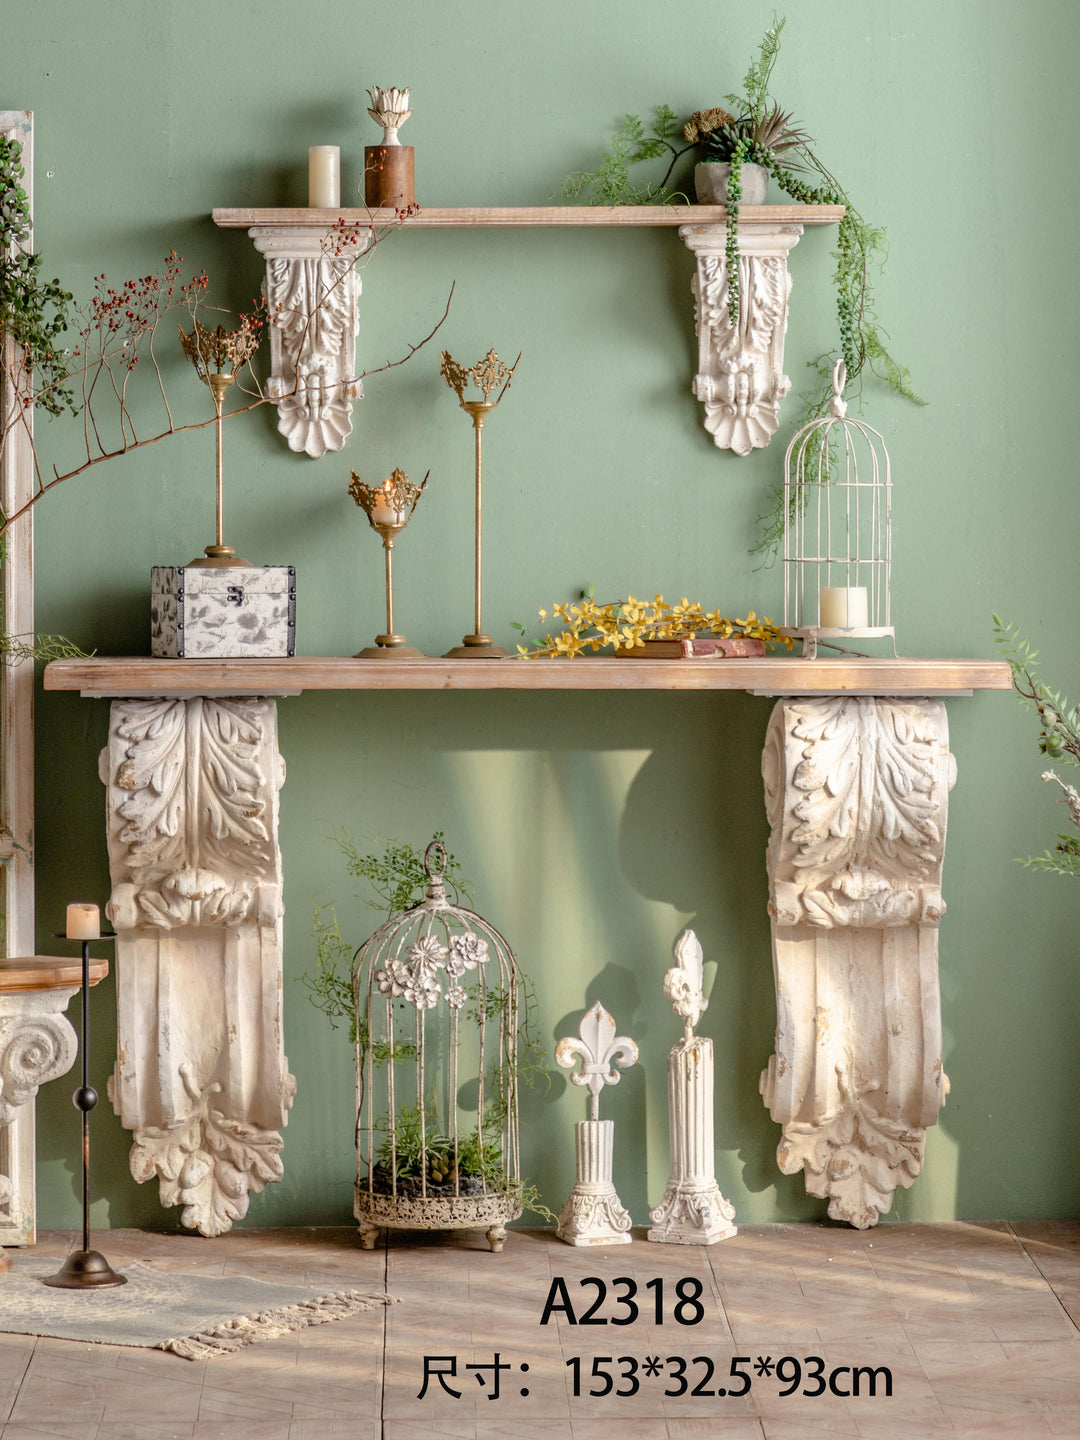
[649,1036,737,1244]
[556,1119,632,1246]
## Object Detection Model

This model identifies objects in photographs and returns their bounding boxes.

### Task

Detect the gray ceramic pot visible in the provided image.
[694,160,769,205]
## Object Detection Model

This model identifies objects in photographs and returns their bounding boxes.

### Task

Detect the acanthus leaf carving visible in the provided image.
[256,226,371,459]
[556,1189,633,1243]
[775,697,951,929]
[103,697,294,1236]
[773,1070,930,1230]
[130,1106,286,1239]
[106,698,275,925]
[681,223,800,455]
[761,697,955,1228]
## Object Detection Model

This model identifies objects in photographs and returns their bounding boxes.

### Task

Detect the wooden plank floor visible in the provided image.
[1,1223,1077,1437]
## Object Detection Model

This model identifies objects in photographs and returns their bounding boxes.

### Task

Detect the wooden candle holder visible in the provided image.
[364,146,414,209]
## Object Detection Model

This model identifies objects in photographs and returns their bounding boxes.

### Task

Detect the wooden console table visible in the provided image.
[44,654,1010,1233]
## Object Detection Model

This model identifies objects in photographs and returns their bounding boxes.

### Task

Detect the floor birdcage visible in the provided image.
[352,841,522,1252]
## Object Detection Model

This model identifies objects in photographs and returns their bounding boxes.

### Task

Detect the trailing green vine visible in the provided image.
[558,15,924,555]
[993,616,1080,878]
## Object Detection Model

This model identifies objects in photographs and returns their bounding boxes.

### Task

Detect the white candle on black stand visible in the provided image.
[44,905,125,1289]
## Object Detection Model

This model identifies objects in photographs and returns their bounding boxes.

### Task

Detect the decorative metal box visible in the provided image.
[151,565,296,658]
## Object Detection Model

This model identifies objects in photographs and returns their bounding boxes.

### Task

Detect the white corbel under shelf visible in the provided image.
[212,204,843,458]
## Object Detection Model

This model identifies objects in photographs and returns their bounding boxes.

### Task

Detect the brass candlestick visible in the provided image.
[349,467,429,658]
[440,347,520,659]
[179,317,262,568]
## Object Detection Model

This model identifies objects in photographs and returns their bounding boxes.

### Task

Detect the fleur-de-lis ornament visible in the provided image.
[662,928,708,1039]
[555,1002,638,1121]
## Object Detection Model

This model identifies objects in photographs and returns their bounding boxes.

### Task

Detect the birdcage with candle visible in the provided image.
[780,359,895,658]
[352,841,523,1252]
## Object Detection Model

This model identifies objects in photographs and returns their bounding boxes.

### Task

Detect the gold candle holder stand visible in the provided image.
[179,318,261,568]
[349,468,429,658]
[439,347,520,659]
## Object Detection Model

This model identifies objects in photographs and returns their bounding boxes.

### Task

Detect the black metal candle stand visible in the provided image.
[43,930,126,1289]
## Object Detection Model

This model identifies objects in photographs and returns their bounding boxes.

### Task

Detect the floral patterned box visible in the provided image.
[151,565,296,658]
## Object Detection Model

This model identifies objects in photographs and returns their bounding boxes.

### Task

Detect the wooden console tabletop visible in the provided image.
[44,656,1011,699]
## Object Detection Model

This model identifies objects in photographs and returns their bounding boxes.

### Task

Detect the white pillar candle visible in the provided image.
[819,585,868,629]
[66,903,100,940]
[308,146,341,208]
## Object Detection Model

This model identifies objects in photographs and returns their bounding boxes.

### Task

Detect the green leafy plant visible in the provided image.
[993,615,1080,877]
[558,16,923,555]
[559,105,690,206]
[0,135,73,420]
[0,137,450,573]
[303,828,468,1042]
[372,1096,556,1221]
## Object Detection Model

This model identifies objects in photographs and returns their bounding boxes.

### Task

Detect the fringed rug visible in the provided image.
[0,1256,398,1360]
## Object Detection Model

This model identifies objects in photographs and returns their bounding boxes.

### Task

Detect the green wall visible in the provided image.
[10,0,1079,1231]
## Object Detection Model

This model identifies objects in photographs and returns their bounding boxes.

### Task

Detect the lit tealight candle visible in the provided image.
[370,481,399,525]
[66,903,100,940]
[308,145,341,208]
[819,586,869,629]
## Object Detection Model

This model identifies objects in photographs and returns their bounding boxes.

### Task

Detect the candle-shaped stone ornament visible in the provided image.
[554,1001,638,1246]
[648,929,737,1245]
[308,146,341,208]
[66,904,100,940]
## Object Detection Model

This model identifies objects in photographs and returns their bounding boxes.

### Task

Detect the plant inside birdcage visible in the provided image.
[371,1092,508,1198]
[345,839,551,1249]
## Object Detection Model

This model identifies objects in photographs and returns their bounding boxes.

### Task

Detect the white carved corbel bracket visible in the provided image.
[249,224,375,458]
[760,697,956,1228]
[0,994,78,1128]
[680,222,802,455]
[101,696,295,1237]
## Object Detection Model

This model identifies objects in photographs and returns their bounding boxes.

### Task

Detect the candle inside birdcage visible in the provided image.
[778,359,896,658]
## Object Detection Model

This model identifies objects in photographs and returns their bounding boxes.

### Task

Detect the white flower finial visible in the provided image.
[662,928,708,1038]
[555,1001,638,1121]
[366,86,412,146]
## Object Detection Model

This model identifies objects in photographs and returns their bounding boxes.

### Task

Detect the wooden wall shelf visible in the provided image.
[210,203,845,457]
[212,204,845,231]
[44,655,1011,700]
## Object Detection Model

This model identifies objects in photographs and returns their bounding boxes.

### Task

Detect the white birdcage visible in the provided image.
[780,359,895,658]
[352,841,522,1253]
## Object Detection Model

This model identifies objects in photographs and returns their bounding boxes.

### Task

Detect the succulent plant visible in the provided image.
[701,103,811,170]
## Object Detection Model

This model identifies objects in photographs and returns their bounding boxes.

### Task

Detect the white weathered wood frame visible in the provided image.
[0,111,39,1244]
